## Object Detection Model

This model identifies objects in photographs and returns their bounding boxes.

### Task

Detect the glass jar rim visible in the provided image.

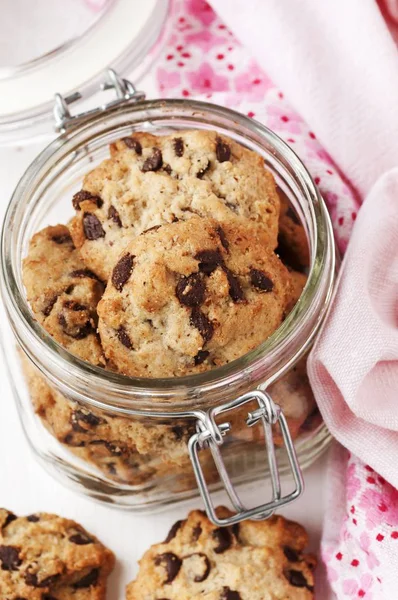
[0,98,335,410]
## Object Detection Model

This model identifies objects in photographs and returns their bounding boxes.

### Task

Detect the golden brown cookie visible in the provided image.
[98,217,291,377]
[69,130,280,281]
[126,507,316,600]
[22,225,105,365]
[0,509,114,600]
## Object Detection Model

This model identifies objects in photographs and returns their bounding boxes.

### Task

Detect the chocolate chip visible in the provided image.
[171,426,184,441]
[223,268,245,302]
[212,528,232,553]
[286,569,313,590]
[51,233,73,245]
[163,164,172,175]
[286,206,300,225]
[190,308,214,343]
[165,520,184,543]
[142,147,163,172]
[0,546,21,571]
[63,300,87,312]
[112,253,135,291]
[69,532,94,545]
[250,268,274,292]
[283,546,300,562]
[196,160,210,179]
[58,314,94,340]
[217,226,229,251]
[195,250,224,275]
[108,205,122,227]
[231,523,240,540]
[65,285,75,294]
[221,587,241,600]
[183,553,211,582]
[194,350,209,365]
[73,568,99,589]
[117,326,133,349]
[73,191,103,211]
[155,553,182,584]
[225,201,238,213]
[143,224,162,234]
[83,213,105,240]
[26,515,39,522]
[25,572,60,587]
[72,409,102,430]
[70,268,102,282]
[42,596,58,600]
[43,294,59,317]
[89,440,124,456]
[176,273,205,307]
[63,434,85,447]
[216,137,231,162]
[122,137,142,154]
[2,511,17,529]
[173,137,184,157]
[192,524,202,541]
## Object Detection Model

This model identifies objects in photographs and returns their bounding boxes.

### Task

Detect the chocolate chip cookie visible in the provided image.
[126,507,316,599]
[22,225,105,365]
[98,217,292,377]
[0,508,114,600]
[69,130,280,281]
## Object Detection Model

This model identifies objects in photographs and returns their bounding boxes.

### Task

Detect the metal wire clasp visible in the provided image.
[188,390,304,526]
[53,69,145,132]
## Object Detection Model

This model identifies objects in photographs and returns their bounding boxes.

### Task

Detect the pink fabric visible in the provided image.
[157,0,398,597]
[323,446,398,598]
[208,0,398,199]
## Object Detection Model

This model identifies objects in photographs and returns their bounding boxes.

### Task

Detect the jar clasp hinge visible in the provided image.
[53,69,145,133]
[188,390,304,526]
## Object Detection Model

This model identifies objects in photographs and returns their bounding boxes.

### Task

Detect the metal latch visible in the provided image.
[188,390,304,526]
[53,68,145,133]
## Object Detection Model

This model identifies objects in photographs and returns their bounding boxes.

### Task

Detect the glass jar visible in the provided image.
[0,96,335,523]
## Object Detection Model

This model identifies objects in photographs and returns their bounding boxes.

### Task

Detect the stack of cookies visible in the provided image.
[21,129,315,485]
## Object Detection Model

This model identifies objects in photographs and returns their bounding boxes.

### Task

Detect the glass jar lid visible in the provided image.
[0,0,169,144]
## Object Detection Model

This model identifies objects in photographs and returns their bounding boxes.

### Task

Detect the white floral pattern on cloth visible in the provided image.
[155,0,361,254]
[323,447,398,599]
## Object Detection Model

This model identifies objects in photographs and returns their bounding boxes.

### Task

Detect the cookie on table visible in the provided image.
[126,506,316,600]
[277,186,310,271]
[22,225,105,366]
[69,129,280,281]
[0,508,114,600]
[98,216,292,378]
